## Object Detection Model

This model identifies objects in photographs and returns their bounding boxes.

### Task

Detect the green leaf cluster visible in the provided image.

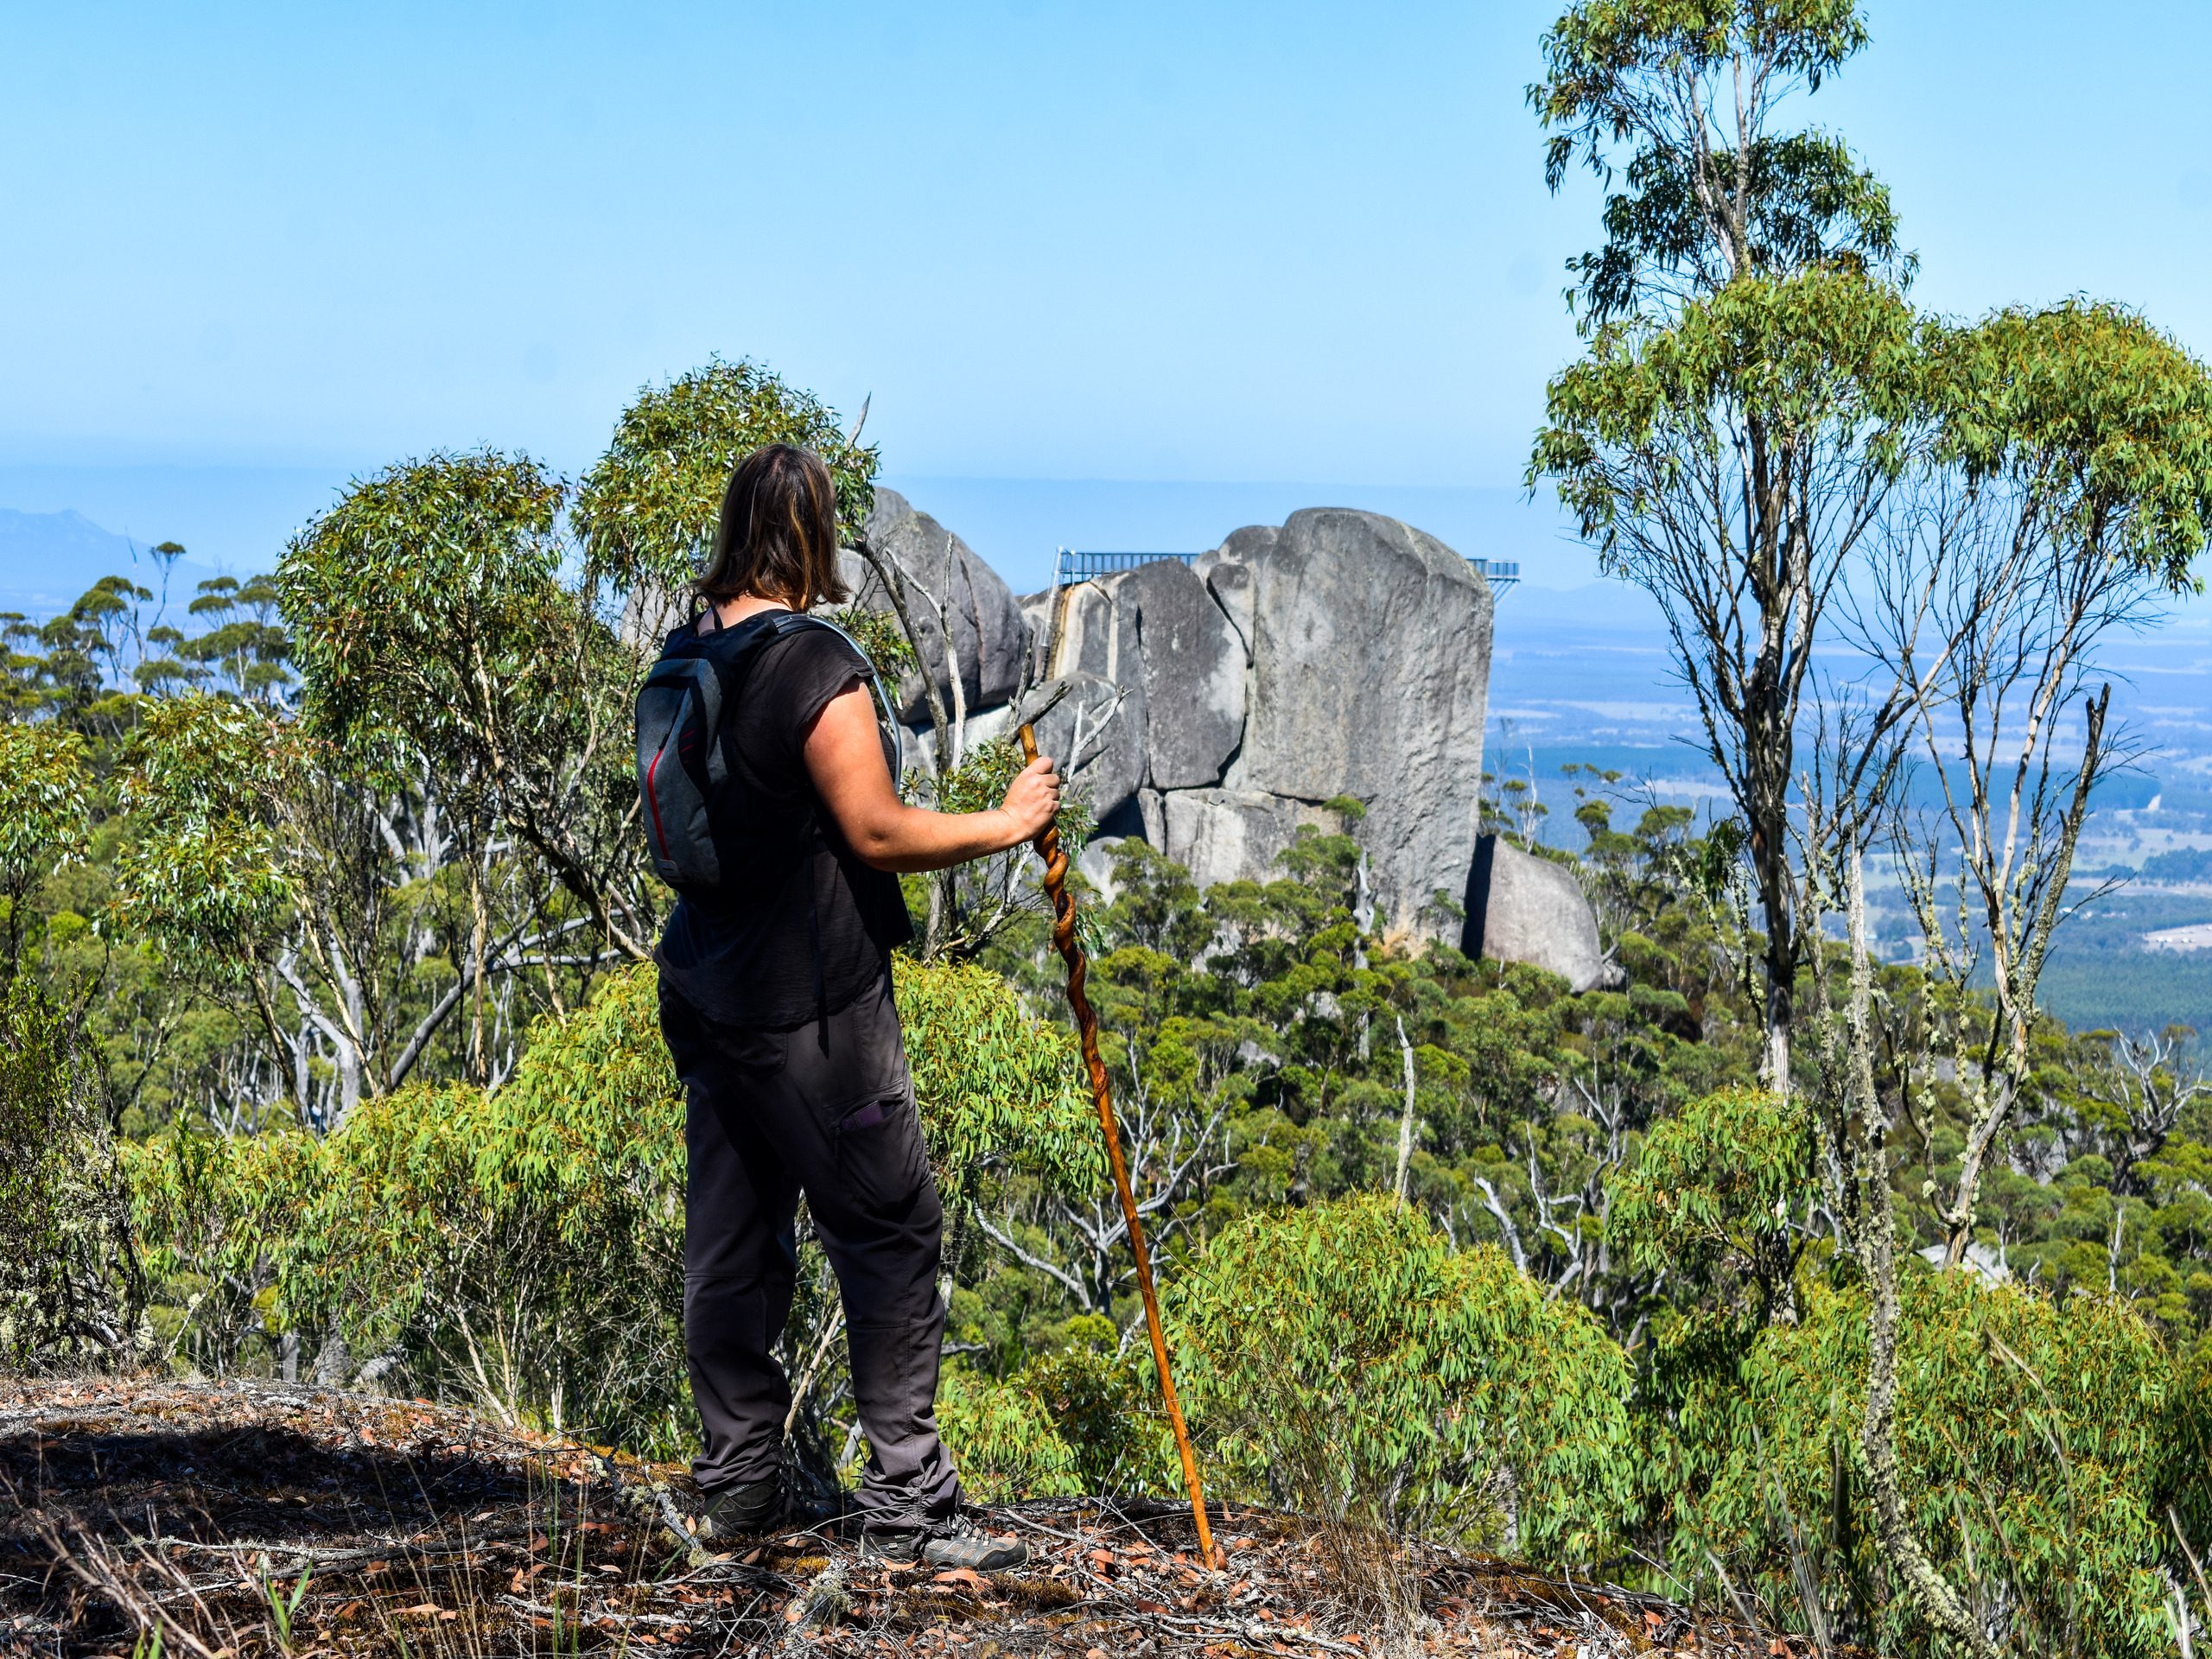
[1649,1274,2188,1657]
[1170,1195,1636,1562]
[573,358,880,594]
[0,976,143,1370]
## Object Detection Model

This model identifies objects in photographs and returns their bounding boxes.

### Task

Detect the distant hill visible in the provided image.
[0,508,219,618]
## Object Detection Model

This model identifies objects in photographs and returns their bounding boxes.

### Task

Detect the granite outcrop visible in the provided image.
[855,497,1611,971]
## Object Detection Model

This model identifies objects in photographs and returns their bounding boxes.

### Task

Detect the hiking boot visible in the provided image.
[699,1477,849,1541]
[861,1512,1028,1573]
[699,1478,780,1539]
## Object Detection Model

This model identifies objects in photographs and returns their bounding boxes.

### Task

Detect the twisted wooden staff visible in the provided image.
[1018,721,1221,1570]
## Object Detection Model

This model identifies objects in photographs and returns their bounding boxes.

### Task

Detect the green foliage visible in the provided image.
[895,954,1105,1211]
[940,1323,1157,1502]
[0,721,88,889]
[1530,0,1902,321]
[130,963,690,1443]
[573,358,880,595]
[1171,1196,1636,1560]
[1658,1275,2178,1657]
[125,1116,323,1371]
[1609,1086,1813,1320]
[0,976,143,1369]
[1535,266,1929,556]
[278,449,650,957]
[1941,299,2212,593]
[278,450,570,763]
[938,1363,1084,1502]
[0,721,88,969]
[127,957,1102,1449]
[174,571,292,702]
[111,696,291,972]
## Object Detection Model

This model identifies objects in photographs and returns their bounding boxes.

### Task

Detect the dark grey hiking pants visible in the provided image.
[660,971,961,1526]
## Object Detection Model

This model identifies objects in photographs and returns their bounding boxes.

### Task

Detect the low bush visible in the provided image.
[939,1315,1160,1501]
[1170,1194,1637,1563]
[0,975,144,1370]
[1647,1266,2181,1656]
[127,957,1094,1458]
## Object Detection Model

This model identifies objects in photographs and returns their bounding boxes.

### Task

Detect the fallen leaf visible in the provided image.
[933,1567,987,1589]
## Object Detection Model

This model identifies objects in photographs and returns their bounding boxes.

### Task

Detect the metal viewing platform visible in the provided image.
[1052,549,1199,588]
[1052,547,1519,594]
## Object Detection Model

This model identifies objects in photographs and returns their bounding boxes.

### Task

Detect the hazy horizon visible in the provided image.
[10,3,2212,505]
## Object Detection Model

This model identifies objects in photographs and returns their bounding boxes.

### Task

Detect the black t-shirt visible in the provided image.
[654,612,913,1029]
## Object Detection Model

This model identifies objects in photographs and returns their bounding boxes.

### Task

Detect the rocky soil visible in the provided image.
[3,1376,1808,1658]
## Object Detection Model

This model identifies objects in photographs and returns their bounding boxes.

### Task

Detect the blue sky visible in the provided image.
[5,2,2212,588]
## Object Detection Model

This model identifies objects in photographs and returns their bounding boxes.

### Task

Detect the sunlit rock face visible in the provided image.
[838,488,1028,726]
[1020,507,1496,939]
[1464,834,1624,993]
[877,497,1601,969]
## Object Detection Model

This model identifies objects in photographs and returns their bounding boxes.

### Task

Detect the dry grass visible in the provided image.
[3,1375,1813,1658]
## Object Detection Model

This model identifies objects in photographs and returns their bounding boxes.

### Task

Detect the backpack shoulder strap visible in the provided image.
[765,613,906,783]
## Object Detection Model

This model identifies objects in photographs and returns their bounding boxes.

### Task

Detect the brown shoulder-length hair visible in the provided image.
[695,442,851,612]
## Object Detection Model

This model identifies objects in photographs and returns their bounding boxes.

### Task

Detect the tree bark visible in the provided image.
[1845,850,1998,1659]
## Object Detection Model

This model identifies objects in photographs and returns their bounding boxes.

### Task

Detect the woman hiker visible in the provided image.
[646,442,1060,1571]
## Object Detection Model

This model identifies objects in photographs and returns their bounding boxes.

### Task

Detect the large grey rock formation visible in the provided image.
[1048,559,1244,793]
[1463,835,1623,993]
[838,489,1027,727]
[1022,508,1495,934]
[1231,510,1494,930]
[853,492,1610,976]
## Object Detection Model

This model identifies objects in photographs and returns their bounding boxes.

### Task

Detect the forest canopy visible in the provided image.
[7,4,2212,1652]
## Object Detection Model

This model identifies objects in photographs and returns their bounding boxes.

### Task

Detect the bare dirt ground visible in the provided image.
[2,1376,1807,1658]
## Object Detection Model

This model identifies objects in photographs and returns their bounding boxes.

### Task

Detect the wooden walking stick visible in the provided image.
[1018,721,1222,1570]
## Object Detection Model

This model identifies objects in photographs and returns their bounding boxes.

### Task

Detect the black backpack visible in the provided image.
[635,611,903,895]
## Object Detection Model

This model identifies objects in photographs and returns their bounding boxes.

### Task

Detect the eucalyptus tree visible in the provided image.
[1529,0,1921,1089]
[573,356,880,651]
[1820,302,2212,1659]
[1530,0,1904,327]
[1533,266,1935,1086]
[1870,302,2212,1268]
[107,692,469,1126]
[279,453,647,1067]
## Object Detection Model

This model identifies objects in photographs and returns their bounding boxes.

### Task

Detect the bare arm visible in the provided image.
[804,683,1061,873]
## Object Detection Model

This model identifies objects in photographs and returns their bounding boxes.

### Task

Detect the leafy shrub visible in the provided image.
[1657,1274,2177,1657]
[897,955,1103,1211]
[127,1112,327,1376]
[129,957,1099,1458]
[939,1316,1160,1501]
[937,1365,1084,1501]
[1169,1195,1636,1564]
[0,976,144,1369]
[0,721,86,972]
[1608,1085,1815,1322]
[130,963,688,1444]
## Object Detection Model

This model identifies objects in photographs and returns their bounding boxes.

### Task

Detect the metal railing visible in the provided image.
[1052,548,1200,588]
[1053,546,1520,594]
